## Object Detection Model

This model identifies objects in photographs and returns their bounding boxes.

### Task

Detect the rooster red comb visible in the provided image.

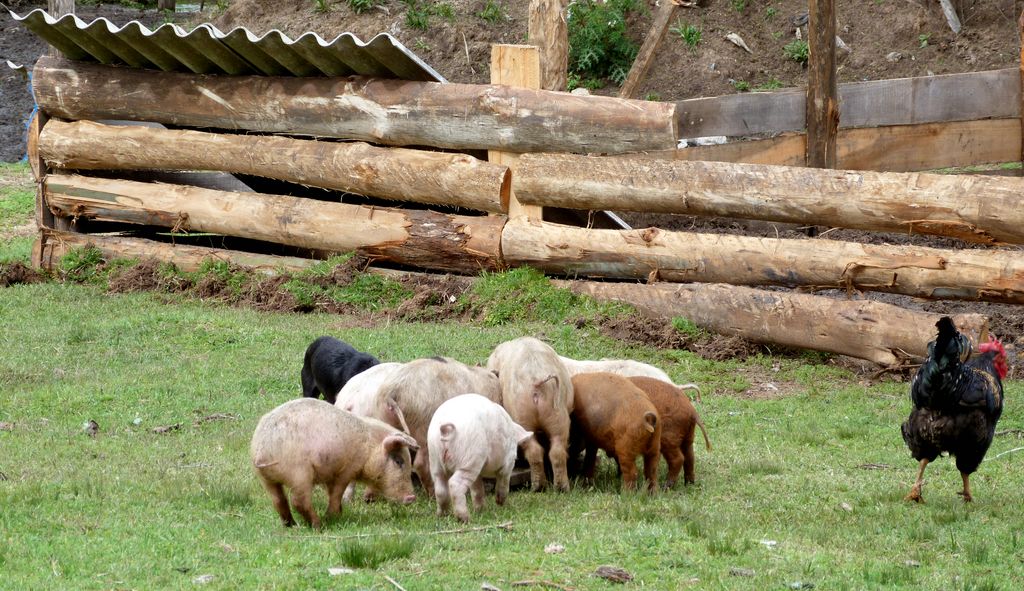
[979,336,1009,379]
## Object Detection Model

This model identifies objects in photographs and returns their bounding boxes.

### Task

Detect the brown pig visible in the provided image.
[571,372,661,492]
[487,337,574,492]
[370,357,502,497]
[628,376,712,487]
[250,398,419,529]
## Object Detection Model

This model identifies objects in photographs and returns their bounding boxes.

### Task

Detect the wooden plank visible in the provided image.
[675,68,1018,139]
[837,118,1021,172]
[806,0,838,168]
[618,0,677,100]
[641,119,1021,172]
[490,44,543,220]
[528,0,568,91]
[32,56,677,155]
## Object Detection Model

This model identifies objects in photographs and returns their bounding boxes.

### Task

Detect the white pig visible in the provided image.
[371,357,502,497]
[487,337,574,492]
[250,398,418,529]
[558,355,702,402]
[336,362,405,416]
[428,394,533,522]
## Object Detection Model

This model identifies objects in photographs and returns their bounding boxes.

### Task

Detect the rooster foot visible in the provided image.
[957,491,973,503]
[904,487,924,503]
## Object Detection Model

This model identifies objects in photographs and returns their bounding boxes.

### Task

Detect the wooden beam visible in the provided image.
[42,174,505,274]
[38,119,511,213]
[32,56,677,155]
[806,0,838,168]
[501,217,1024,304]
[489,44,544,220]
[513,152,1024,244]
[618,0,677,100]
[554,279,988,366]
[528,0,568,91]
[35,230,315,275]
[676,68,1017,139]
[642,118,1021,172]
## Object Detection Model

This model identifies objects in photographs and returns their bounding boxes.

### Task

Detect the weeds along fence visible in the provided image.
[28,47,1022,366]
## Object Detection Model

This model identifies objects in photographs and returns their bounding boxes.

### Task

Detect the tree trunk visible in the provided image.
[554,279,988,366]
[805,0,839,168]
[32,56,678,155]
[43,174,505,274]
[39,119,511,213]
[35,230,315,275]
[501,218,1024,304]
[528,0,568,91]
[158,0,176,11]
[512,152,1024,244]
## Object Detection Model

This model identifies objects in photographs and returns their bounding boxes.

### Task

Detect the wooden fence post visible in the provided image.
[489,44,544,220]
[528,0,568,91]
[618,0,678,99]
[806,0,838,168]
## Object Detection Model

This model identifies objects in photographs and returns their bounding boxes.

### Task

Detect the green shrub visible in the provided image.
[670,18,701,50]
[348,0,376,13]
[783,39,809,64]
[567,0,639,87]
[476,0,506,23]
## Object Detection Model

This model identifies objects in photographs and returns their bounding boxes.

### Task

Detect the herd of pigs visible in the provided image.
[250,335,711,528]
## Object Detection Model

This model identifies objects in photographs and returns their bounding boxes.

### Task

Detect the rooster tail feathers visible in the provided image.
[930,316,970,370]
[913,316,970,407]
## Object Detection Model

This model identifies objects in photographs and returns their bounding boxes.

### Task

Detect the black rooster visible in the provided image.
[901,317,1008,503]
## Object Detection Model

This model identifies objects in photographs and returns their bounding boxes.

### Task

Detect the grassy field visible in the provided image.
[2,162,1023,590]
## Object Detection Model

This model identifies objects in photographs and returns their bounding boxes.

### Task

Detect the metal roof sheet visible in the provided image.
[10,8,446,82]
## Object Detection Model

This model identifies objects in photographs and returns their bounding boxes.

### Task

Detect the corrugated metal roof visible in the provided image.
[10,8,446,82]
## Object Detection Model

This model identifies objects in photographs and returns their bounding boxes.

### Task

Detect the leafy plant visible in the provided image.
[670,18,701,50]
[313,0,330,12]
[476,0,506,23]
[753,77,783,91]
[731,79,750,92]
[568,0,639,87]
[348,0,376,13]
[783,39,809,64]
[731,0,747,12]
[764,6,777,19]
[434,1,455,20]
[918,33,931,48]
[644,92,661,101]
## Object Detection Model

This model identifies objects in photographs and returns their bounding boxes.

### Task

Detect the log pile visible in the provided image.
[26,48,1022,366]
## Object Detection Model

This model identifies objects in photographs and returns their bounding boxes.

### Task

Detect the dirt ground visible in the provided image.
[1,0,1022,358]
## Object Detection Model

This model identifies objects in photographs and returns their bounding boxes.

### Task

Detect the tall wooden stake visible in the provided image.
[489,44,544,220]
[805,0,838,168]
[618,0,678,99]
[528,0,568,91]
[1019,9,1024,168]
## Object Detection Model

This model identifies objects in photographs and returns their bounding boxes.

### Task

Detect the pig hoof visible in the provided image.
[456,513,470,523]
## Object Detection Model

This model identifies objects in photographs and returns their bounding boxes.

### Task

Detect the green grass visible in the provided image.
[0,161,34,263]
[1,279,1022,589]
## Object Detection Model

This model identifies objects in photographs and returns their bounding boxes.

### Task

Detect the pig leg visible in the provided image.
[494,470,511,506]
[617,453,639,491]
[259,478,295,527]
[448,469,476,523]
[581,444,599,483]
[548,431,571,492]
[413,449,435,498]
[290,484,321,529]
[470,476,486,512]
[326,478,348,520]
[522,436,549,492]
[642,449,659,494]
[682,438,696,484]
[434,472,452,517]
[662,445,685,489]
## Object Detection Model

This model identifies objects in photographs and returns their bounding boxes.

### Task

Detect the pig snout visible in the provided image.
[402,494,416,504]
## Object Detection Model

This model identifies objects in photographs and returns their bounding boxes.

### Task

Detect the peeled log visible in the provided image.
[43,174,504,274]
[554,279,989,366]
[31,56,677,154]
[501,218,1024,304]
[39,120,511,213]
[35,230,315,275]
[514,153,1024,244]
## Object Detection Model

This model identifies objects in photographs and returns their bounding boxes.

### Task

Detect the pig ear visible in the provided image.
[516,429,534,446]
[383,432,419,454]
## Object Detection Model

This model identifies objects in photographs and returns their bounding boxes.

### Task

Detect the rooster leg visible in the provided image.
[957,472,973,503]
[905,458,929,503]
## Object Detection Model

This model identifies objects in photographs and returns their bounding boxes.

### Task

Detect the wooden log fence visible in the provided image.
[38,120,511,213]
[31,56,678,155]
[514,153,1024,244]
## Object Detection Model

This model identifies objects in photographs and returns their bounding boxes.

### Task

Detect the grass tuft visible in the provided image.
[339,537,416,568]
